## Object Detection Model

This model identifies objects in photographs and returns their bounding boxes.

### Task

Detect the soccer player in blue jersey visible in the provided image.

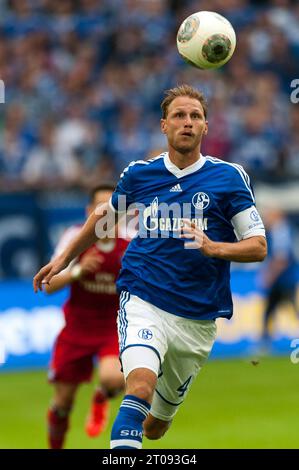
[34,84,267,449]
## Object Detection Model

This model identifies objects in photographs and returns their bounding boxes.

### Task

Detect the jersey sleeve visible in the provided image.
[225,166,265,240]
[225,165,256,220]
[109,163,136,213]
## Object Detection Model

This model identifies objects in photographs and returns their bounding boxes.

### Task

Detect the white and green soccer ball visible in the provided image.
[177,11,236,70]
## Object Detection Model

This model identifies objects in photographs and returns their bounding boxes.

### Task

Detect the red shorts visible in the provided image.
[48,328,120,384]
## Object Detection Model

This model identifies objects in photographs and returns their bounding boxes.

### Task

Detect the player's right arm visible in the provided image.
[33,202,115,292]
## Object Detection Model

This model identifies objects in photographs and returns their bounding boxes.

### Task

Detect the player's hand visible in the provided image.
[180,220,217,256]
[79,249,104,277]
[33,254,69,293]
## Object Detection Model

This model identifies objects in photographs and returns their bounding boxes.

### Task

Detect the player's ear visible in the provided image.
[204,120,208,135]
[161,119,167,134]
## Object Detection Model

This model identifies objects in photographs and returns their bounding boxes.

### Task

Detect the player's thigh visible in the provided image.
[49,334,95,384]
[117,291,168,376]
[150,319,217,421]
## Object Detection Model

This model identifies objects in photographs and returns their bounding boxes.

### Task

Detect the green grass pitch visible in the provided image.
[0,356,298,449]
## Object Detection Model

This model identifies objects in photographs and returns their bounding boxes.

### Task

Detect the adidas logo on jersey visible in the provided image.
[170,184,182,192]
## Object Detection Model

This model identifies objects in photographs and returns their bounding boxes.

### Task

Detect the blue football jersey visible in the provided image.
[111,152,260,320]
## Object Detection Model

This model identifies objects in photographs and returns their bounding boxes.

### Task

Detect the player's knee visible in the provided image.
[100,366,125,397]
[126,368,157,402]
[54,384,77,409]
[54,396,73,410]
[55,393,73,408]
[143,419,171,440]
[99,357,125,397]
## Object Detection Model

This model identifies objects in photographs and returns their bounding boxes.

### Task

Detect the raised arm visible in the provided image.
[33,202,117,292]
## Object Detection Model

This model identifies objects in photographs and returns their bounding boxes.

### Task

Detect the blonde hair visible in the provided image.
[161,84,208,119]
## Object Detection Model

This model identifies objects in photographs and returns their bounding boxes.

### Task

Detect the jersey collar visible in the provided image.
[96,239,116,253]
[164,152,206,179]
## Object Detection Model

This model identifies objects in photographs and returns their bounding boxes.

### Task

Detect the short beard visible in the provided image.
[173,142,198,154]
[170,135,202,154]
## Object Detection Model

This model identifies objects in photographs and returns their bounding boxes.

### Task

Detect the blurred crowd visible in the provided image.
[0,0,299,192]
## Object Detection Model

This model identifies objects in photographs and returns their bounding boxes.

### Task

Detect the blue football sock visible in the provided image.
[110,394,151,449]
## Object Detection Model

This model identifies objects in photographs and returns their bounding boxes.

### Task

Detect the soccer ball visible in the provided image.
[177,11,236,70]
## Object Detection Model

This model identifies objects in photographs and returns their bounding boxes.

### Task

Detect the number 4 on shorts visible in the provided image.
[177,375,193,397]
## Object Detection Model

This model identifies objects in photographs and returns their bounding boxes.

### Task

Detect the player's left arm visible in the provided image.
[211,204,267,262]
[216,235,267,262]
[187,165,267,263]
[181,219,267,262]
[201,232,267,262]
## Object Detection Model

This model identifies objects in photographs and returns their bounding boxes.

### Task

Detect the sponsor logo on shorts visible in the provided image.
[138,329,153,340]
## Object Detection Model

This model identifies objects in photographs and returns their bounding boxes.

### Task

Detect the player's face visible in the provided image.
[161,97,208,154]
[87,190,113,216]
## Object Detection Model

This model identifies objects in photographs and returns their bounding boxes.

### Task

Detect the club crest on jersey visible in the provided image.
[138,329,153,340]
[192,192,210,210]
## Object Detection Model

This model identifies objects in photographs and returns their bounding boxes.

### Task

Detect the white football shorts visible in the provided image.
[117,291,217,421]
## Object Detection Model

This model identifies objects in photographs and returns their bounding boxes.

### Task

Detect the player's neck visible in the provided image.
[168,148,201,170]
